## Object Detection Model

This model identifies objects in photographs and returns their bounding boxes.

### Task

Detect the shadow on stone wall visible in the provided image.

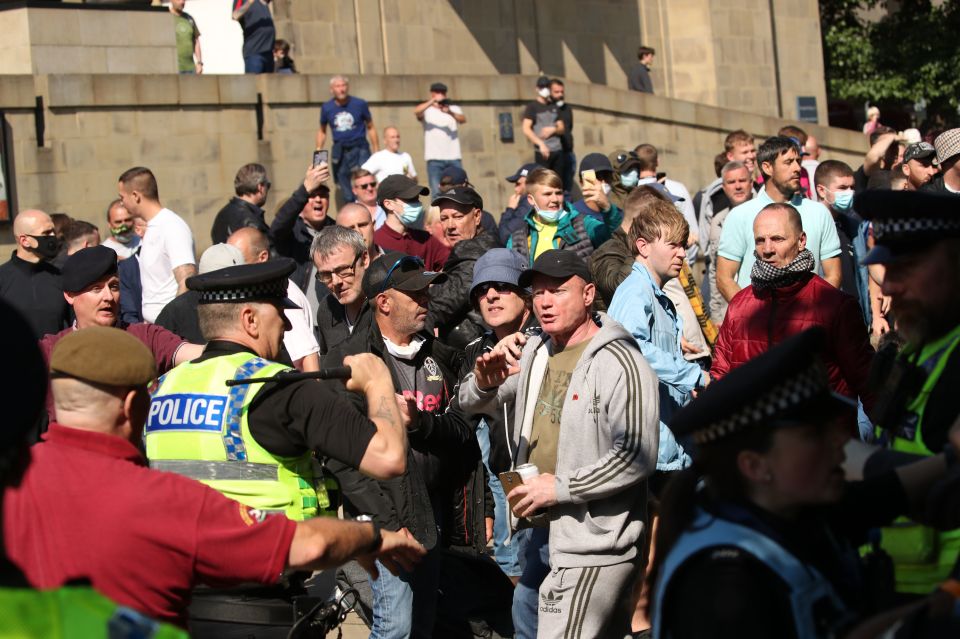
[444,0,640,85]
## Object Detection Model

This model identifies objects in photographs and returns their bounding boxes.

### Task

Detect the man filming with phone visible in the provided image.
[415,82,467,196]
[459,249,659,639]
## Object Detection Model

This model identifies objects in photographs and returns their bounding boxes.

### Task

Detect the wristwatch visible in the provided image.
[356,515,382,553]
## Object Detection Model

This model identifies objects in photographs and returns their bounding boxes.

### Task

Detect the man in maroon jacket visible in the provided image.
[711,202,875,423]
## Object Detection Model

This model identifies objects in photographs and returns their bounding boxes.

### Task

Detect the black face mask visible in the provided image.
[28,235,61,261]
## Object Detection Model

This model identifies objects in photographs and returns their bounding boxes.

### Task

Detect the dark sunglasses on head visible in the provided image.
[615,151,638,165]
[379,255,426,294]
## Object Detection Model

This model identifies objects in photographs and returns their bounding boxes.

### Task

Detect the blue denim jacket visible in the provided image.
[608,262,702,470]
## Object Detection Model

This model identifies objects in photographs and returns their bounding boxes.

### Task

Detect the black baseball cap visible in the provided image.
[377,175,429,207]
[506,163,541,183]
[361,251,448,298]
[903,141,936,164]
[518,249,592,288]
[579,153,614,175]
[62,245,118,293]
[430,82,448,93]
[432,185,483,210]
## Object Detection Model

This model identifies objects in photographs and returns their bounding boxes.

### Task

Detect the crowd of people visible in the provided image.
[2,59,960,638]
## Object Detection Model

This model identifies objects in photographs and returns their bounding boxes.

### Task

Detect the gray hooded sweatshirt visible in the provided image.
[459,312,659,569]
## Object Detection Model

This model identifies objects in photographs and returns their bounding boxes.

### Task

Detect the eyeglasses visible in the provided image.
[316,253,362,284]
[355,182,377,190]
[472,282,518,298]
[379,255,425,294]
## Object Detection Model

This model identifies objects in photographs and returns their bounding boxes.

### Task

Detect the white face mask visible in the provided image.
[538,87,551,99]
[554,99,565,107]
[601,182,612,195]
[383,335,424,360]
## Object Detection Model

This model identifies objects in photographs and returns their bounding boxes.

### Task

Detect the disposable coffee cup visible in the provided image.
[516,463,539,483]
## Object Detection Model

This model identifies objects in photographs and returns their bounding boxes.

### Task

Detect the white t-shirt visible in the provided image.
[102,235,141,260]
[361,150,417,183]
[139,208,196,323]
[284,279,320,363]
[422,104,463,161]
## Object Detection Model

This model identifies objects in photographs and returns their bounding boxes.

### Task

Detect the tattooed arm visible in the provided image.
[344,353,408,479]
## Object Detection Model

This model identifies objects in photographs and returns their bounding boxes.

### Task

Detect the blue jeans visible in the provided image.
[369,546,441,639]
[513,527,550,639]
[333,142,371,203]
[476,420,521,577]
[243,51,274,74]
[426,159,462,196]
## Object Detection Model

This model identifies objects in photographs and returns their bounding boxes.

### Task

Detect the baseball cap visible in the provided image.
[470,249,528,298]
[579,153,614,175]
[536,76,551,89]
[199,243,245,274]
[430,82,448,93]
[518,249,592,288]
[361,251,448,298]
[609,150,641,172]
[439,165,469,186]
[903,141,936,164]
[506,163,541,183]
[62,245,118,293]
[377,175,429,207]
[432,185,483,210]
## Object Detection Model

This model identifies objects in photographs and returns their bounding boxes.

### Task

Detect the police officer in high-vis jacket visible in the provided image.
[649,328,960,638]
[144,259,409,634]
[146,258,407,517]
[857,189,960,594]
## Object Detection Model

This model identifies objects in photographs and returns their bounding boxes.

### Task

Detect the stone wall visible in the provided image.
[0,5,176,75]
[0,72,866,255]
[273,0,829,123]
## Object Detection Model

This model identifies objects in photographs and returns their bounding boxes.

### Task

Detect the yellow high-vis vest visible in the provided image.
[145,353,330,520]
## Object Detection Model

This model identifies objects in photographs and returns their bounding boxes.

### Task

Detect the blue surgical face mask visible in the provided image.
[535,205,561,223]
[620,170,639,188]
[397,202,424,227]
[832,189,854,212]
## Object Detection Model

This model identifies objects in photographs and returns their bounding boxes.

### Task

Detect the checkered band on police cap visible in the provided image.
[196,277,288,304]
[692,360,828,445]
[871,216,960,243]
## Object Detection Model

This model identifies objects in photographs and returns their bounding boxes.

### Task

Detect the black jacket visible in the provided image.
[269,185,333,298]
[920,175,960,195]
[315,294,373,365]
[210,197,269,245]
[0,252,70,339]
[425,231,499,350]
[324,320,478,550]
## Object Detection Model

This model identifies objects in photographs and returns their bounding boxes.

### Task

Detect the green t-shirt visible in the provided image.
[173,12,199,73]
[528,337,593,476]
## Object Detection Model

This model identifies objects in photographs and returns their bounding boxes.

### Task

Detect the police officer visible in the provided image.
[146,258,407,516]
[649,328,959,638]
[144,259,410,634]
[858,189,960,594]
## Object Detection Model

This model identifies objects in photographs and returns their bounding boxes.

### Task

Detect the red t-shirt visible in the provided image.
[374,224,450,272]
[38,322,187,423]
[3,424,296,628]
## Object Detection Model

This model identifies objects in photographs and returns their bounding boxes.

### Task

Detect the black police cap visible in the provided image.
[62,245,118,293]
[186,258,300,309]
[855,190,960,264]
[670,328,855,447]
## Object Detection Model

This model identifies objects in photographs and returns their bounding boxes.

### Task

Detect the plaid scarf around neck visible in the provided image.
[750,248,814,290]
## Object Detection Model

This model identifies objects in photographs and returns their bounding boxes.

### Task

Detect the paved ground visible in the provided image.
[338,611,368,638]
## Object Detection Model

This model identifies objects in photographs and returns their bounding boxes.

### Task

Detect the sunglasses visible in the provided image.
[473,282,519,298]
[355,182,377,190]
[379,255,426,294]
[614,151,638,165]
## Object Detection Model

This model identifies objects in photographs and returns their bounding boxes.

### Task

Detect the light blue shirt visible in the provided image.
[716,189,841,287]
[609,262,701,470]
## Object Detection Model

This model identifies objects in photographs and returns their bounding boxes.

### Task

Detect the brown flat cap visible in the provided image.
[50,326,157,387]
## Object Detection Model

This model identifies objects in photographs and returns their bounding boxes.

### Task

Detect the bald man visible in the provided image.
[0,209,70,338]
[228,227,321,372]
[337,202,383,257]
